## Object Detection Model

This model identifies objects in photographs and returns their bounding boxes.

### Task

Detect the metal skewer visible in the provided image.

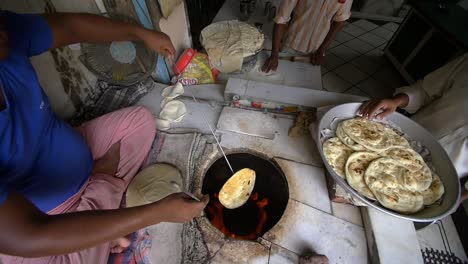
[170,181,200,201]
[191,94,234,174]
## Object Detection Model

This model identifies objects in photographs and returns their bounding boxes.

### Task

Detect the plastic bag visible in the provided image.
[173,52,216,85]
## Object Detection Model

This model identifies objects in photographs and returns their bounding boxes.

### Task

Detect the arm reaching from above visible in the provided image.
[44,13,176,60]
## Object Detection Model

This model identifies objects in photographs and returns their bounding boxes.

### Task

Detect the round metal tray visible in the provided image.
[316,103,460,222]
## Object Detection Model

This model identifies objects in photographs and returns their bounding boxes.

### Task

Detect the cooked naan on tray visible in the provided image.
[323,117,445,214]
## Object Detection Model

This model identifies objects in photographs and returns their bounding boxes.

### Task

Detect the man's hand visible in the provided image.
[156,193,209,223]
[92,142,121,176]
[358,94,409,119]
[310,48,326,65]
[46,13,176,60]
[262,54,279,72]
[139,30,176,61]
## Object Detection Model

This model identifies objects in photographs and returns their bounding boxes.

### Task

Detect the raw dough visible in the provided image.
[159,100,187,123]
[126,163,182,207]
[201,20,264,73]
[161,82,184,108]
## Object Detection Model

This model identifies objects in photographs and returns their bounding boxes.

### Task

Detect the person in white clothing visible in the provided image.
[359,53,468,201]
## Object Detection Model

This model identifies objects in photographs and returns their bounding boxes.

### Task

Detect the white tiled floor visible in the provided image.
[323,53,345,70]
[335,31,355,43]
[358,32,387,47]
[371,26,394,41]
[322,71,353,93]
[321,19,406,99]
[342,23,367,37]
[334,63,368,84]
[352,19,379,31]
[343,38,374,54]
[330,44,360,62]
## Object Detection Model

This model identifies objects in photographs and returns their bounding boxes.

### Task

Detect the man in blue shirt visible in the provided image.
[0,11,208,263]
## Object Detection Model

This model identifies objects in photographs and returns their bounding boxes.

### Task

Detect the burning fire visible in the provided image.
[205,192,269,240]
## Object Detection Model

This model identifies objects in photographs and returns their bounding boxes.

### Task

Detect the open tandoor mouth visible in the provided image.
[202,152,289,240]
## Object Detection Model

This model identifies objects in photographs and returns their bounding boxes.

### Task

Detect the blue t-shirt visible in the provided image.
[0,12,93,212]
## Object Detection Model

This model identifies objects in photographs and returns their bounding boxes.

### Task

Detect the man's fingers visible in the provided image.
[261,59,271,72]
[376,108,393,120]
[200,195,209,206]
[368,102,386,119]
[358,101,371,114]
[360,100,375,118]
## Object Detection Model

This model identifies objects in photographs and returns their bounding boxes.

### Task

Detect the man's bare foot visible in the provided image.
[110,237,131,254]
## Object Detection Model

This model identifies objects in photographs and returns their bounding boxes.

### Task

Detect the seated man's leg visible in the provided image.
[77,106,156,182]
[1,107,157,264]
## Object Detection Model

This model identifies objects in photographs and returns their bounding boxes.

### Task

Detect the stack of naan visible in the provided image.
[323,117,445,214]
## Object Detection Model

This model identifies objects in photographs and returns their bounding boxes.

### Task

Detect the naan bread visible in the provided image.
[336,122,367,151]
[370,186,424,214]
[365,158,426,213]
[345,152,380,200]
[323,137,354,178]
[422,173,445,206]
[382,146,425,171]
[341,118,407,152]
[219,168,256,209]
[365,157,431,193]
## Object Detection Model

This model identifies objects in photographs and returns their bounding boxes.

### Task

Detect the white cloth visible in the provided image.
[395,53,468,179]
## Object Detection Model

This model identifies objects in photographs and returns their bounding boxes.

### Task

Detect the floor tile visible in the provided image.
[333,63,368,84]
[342,23,367,37]
[350,54,385,75]
[362,207,423,264]
[323,53,345,70]
[322,71,353,93]
[352,19,379,31]
[335,31,355,43]
[358,32,387,47]
[343,38,374,54]
[344,87,369,97]
[371,26,394,41]
[321,65,329,75]
[331,202,363,226]
[382,22,400,32]
[355,77,394,99]
[263,200,367,264]
[417,217,468,262]
[275,158,332,213]
[269,244,299,264]
[330,45,360,61]
[329,40,341,48]
[210,239,270,264]
[372,66,406,90]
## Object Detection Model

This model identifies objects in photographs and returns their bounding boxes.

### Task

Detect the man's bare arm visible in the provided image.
[262,23,287,72]
[44,13,175,58]
[0,192,208,257]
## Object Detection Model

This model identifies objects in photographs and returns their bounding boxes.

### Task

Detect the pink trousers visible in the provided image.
[2,106,156,264]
